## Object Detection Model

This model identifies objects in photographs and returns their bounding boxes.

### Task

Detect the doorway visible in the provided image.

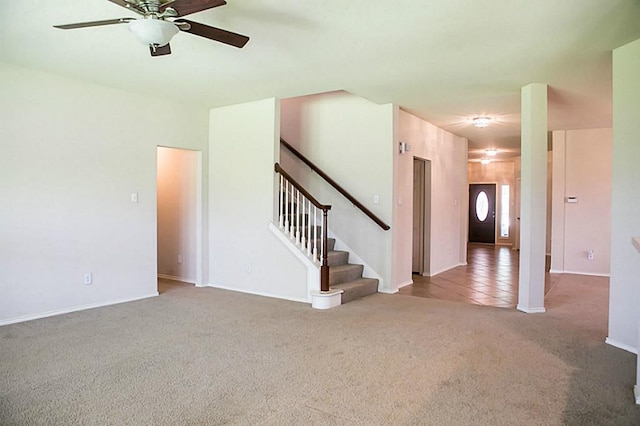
[469,183,496,244]
[412,158,431,275]
[156,147,203,289]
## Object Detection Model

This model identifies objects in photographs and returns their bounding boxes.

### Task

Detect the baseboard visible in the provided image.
[0,292,159,326]
[605,337,638,354]
[397,279,413,289]
[206,283,309,304]
[378,288,399,294]
[549,269,564,274]
[158,274,195,284]
[562,270,610,278]
[516,305,546,314]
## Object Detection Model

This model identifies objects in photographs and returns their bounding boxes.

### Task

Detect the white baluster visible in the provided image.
[285,180,290,233]
[296,190,301,245]
[279,175,284,228]
[312,206,318,262]
[320,212,324,263]
[306,199,311,256]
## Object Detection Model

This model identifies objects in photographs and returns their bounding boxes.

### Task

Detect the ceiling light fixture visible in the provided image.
[472,117,491,128]
[485,149,497,156]
[128,18,178,47]
[480,158,491,165]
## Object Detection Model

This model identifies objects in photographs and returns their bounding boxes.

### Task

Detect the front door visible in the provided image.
[469,184,496,244]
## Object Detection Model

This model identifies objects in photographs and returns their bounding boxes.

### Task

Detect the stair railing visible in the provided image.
[275,163,331,292]
[280,137,390,231]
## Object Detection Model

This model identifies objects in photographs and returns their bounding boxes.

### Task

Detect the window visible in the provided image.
[475,191,489,222]
[500,185,510,238]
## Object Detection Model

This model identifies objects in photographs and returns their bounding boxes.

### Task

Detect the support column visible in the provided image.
[517,83,548,314]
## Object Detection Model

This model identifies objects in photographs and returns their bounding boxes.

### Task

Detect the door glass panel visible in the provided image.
[476,191,489,222]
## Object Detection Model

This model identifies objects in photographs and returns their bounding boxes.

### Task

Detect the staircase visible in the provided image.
[326,237,379,304]
[275,159,386,307]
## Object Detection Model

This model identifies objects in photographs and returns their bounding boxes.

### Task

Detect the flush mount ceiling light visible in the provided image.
[480,158,491,165]
[485,149,498,156]
[472,117,491,128]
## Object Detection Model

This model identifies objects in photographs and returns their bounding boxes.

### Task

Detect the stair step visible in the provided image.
[331,278,379,304]
[329,263,364,286]
[327,250,349,266]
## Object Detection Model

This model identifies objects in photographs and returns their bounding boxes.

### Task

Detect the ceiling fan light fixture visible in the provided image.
[485,149,498,156]
[480,158,491,165]
[128,19,178,47]
[472,117,491,128]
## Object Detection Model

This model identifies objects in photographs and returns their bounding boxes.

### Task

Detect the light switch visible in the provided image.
[131,192,139,203]
[373,195,380,204]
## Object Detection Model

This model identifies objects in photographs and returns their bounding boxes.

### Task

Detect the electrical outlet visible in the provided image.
[177,254,182,264]
[587,250,594,260]
[246,264,252,274]
[84,273,92,285]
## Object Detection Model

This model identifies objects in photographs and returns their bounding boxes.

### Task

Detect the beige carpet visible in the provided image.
[1,275,639,425]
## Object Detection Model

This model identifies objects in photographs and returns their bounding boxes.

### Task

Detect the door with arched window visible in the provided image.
[469,184,496,243]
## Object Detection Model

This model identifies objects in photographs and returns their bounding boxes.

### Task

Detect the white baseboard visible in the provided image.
[605,337,638,354]
[206,283,309,304]
[397,279,414,289]
[0,292,159,326]
[378,288,399,294]
[563,270,610,278]
[516,305,547,314]
[158,274,195,284]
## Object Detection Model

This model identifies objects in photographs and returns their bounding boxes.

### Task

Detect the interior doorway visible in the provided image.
[469,183,496,244]
[412,158,431,275]
[156,147,203,289]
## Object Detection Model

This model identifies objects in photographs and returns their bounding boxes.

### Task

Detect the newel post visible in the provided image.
[320,208,330,292]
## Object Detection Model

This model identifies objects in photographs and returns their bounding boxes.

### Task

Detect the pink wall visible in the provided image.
[551,128,612,276]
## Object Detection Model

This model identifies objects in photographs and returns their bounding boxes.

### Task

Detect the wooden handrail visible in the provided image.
[280,138,390,231]
[274,163,331,212]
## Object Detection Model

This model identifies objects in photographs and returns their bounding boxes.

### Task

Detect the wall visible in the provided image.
[157,147,200,283]
[396,110,469,282]
[0,62,209,324]
[209,98,308,301]
[280,92,395,291]
[608,39,640,352]
[468,160,516,246]
[550,129,612,276]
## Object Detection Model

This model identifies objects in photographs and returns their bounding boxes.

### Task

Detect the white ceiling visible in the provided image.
[3,0,640,161]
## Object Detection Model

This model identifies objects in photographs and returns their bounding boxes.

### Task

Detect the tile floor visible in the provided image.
[399,243,556,309]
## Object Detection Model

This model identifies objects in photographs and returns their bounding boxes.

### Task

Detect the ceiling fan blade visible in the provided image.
[150,43,172,57]
[162,0,226,17]
[174,19,249,48]
[54,18,135,30]
[107,0,146,15]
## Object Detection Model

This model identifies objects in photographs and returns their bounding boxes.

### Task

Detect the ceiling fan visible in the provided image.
[54,0,249,57]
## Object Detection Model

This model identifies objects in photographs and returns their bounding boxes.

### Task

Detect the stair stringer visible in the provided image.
[268,222,320,303]
[327,229,385,292]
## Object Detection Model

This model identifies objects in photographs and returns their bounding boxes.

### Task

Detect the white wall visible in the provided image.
[157,147,200,283]
[0,62,208,324]
[608,39,640,352]
[280,92,395,291]
[550,129,612,276]
[209,98,308,302]
[396,110,468,282]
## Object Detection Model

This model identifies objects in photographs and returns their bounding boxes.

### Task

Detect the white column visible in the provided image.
[517,83,548,314]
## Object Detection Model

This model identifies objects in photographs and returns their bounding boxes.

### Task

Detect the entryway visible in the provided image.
[156,146,203,292]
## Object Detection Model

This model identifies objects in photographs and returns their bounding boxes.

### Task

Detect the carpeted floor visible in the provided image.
[1,275,639,425]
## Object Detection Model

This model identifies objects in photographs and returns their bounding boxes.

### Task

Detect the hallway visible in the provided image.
[399,244,556,308]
